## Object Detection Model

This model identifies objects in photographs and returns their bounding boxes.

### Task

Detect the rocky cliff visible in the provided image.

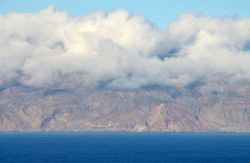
[1,78,250,132]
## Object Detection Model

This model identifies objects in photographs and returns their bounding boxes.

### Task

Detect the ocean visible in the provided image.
[0,132,250,163]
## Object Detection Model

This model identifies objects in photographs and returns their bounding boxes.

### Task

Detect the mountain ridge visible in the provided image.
[1,76,250,132]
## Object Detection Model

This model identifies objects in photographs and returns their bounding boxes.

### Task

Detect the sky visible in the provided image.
[0,0,250,28]
[1,1,250,88]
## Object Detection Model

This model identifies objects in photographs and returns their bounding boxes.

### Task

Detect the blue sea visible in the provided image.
[0,132,250,163]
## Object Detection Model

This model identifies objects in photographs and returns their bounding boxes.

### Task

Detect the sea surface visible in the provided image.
[0,132,250,163]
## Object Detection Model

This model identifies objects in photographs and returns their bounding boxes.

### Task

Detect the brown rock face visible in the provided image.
[148,104,170,131]
[1,79,250,132]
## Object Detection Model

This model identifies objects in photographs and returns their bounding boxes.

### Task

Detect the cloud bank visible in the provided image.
[1,7,250,88]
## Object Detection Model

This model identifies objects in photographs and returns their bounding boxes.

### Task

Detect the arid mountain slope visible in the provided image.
[1,79,250,132]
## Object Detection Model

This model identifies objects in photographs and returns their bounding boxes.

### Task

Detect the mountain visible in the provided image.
[1,76,250,132]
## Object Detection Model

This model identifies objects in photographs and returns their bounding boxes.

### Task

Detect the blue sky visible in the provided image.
[0,0,250,28]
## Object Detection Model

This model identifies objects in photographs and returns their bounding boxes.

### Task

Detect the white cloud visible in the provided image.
[0,7,250,88]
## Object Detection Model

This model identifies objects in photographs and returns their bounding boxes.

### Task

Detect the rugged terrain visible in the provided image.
[1,76,250,132]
